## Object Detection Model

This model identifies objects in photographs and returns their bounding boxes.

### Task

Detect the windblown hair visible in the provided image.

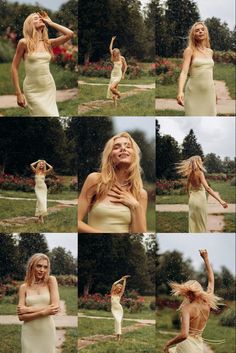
[188,21,211,51]
[36,160,47,174]
[176,155,206,177]
[111,48,120,61]
[23,13,52,55]
[95,132,143,203]
[25,253,50,286]
[170,280,221,310]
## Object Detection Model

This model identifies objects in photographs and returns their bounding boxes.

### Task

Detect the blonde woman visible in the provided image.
[111,275,130,341]
[177,156,228,232]
[164,250,223,353]
[30,159,53,223]
[18,253,60,353]
[177,22,216,116]
[78,132,148,233]
[11,12,74,116]
[107,36,128,103]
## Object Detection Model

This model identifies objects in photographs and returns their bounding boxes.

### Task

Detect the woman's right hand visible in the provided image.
[112,36,116,41]
[122,275,131,279]
[177,92,184,106]
[199,249,208,260]
[43,304,60,316]
[220,200,228,208]
[16,93,26,108]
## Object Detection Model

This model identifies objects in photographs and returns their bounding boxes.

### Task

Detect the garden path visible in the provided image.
[78,83,154,115]
[78,319,154,350]
[155,80,236,115]
[156,192,235,232]
[159,331,215,353]
[78,312,155,324]
[0,197,77,226]
[0,88,78,110]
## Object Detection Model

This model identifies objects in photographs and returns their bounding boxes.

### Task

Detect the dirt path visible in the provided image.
[0,88,77,110]
[78,322,153,350]
[78,313,155,325]
[78,83,154,115]
[159,330,215,353]
[156,80,236,115]
[0,197,77,227]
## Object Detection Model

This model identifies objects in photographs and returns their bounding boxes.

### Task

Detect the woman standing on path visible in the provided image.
[11,11,74,116]
[111,275,130,341]
[177,22,217,116]
[163,250,222,353]
[31,159,53,223]
[177,156,228,232]
[18,253,60,353]
[107,36,128,104]
[78,132,148,233]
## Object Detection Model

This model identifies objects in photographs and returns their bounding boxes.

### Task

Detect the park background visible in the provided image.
[156,233,236,353]
[155,0,236,116]
[0,0,78,116]
[0,117,79,233]
[78,0,156,116]
[156,117,236,233]
[78,233,157,353]
[0,232,78,353]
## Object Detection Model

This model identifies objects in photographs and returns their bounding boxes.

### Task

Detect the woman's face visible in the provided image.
[194,24,206,41]
[34,259,48,281]
[115,284,122,293]
[32,13,45,29]
[38,161,45,169]
[111,137,134,167]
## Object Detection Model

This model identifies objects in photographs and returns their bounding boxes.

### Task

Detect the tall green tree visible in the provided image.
[205,17,233,51]
[164,0,200,56]
[204,153,223,173]
[0,234,18,280]
[49,247,77,275]
[181,129,204,160]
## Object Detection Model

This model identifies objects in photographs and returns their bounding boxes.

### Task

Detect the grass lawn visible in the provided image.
[0,189,77,200]
[62,328,78,353]
[156,62,236,100]
[0,203,77,233]
[156,212,188,233]
[223,214,236,233]
[79,322,156,353]
[79,85,155,116]
[59,286,78,315]
[157,307,236,353]
[156,109,184,116]
[147,201,156,232]
[80,76,155,85]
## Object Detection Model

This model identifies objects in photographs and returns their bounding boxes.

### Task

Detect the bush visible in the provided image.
[46,175,64,194]
[56,275,77,287]
[69,177,78,191]
[0,173,34,192]
[52,43,78,71]
[0,38,15,63]
[230,177,236,186]
[213,51,236,65]
[150,300,156,311]
[156,179,185,195]
[220,308,236,327]
[151,58,181,85]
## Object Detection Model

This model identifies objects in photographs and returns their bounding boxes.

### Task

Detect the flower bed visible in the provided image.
[156,179,185,195]
[0,173,34,192]
[52,43,78,71]
[78,292,145,313]
[151,59,181,84]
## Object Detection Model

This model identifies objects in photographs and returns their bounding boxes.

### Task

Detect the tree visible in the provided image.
[49,247,77,275]
[164,0,200,56]
[204,153,223,174]
[205,17,233,51]
[156,250,194,294]
[0,234,18,280]
[181,129,204,160]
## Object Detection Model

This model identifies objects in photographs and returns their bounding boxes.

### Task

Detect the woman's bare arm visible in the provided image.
[121,56,128,78]
[45,161,53,174]
[163,305,190,352]
[11,39,26,108]
[199,171,228,208]
[109,36,116,55]
[48,276,60,306]
[177,47,193,106]
[78,173,103,233]
[30,161,39,173]
[199,249,214,294]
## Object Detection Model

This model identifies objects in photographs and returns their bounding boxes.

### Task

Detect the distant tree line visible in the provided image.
[156,120,235,179]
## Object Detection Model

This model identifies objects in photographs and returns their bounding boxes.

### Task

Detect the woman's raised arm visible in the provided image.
[199,249,214,294]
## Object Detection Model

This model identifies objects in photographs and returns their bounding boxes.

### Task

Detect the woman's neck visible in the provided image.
[115,168,129,185]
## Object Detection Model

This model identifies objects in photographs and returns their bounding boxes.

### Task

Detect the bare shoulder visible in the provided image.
[140,188,148,200]
[48,275,58,285]
[181,303,191,313]
[86,172,100,185]
[184,47,193,56]
[19,283,26,292]
[208,48,214,56]
[18,38,27,48]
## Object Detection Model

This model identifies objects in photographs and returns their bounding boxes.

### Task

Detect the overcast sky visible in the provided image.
[158,233,235,275]
[158,117,235,159]
[44,233,77,257]
[113,117,155,142]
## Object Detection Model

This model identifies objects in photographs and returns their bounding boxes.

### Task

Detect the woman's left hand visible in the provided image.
[122,74,125,79]
[108,185,139,210]
[163,345,170,353]
[38,12,53,25]
[17,305,28,314]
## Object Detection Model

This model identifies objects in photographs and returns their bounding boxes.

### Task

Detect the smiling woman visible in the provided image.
[78,132,148,233]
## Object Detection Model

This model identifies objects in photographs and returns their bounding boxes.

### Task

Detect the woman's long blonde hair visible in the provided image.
[170,280,221,310]
[36,160,47,174]
[176,155,206,177]
[188,21,211,51]
[25,253,50,286]
[23,13,52,55]
[95,132,143,202]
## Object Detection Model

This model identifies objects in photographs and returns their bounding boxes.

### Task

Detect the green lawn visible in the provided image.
[62,328,78,353]
[80,76,155,85]
[0,189,77,200]
[156,212,188,233]
[156,62,236,100]
[223,214,236,233]
[147,201,155,232]
[157,307,236,353]
[156,109,184,116]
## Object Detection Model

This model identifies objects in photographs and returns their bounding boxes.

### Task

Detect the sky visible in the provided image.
[44,233,77,257]
[158,117,235,159]
[158,233,236,275]
[113,117,155,142]
[8,0,67,11]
